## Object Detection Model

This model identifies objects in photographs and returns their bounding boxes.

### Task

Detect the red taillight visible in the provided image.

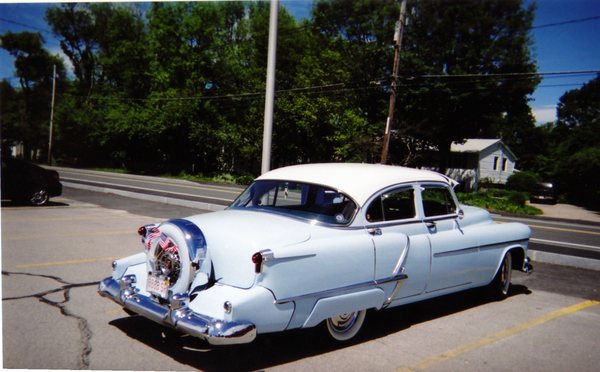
[137,226,146,236]
[252,252,263,273]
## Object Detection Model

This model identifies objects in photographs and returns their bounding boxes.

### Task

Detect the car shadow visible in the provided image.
[108,284,531,371]
[1,200,69,207]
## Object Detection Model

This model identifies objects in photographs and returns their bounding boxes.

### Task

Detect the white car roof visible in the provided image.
[257,163,454,206]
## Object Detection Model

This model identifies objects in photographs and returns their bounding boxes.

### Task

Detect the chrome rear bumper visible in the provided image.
[98,275,256,345]
[523,256,534,274]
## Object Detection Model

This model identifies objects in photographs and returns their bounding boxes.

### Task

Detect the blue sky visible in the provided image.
[1,0,598,124]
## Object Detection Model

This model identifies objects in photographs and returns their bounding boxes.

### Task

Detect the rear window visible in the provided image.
[229,180,357,225]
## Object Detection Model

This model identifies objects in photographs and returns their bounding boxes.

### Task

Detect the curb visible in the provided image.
[529,250,600,272]
[493,211,600,227]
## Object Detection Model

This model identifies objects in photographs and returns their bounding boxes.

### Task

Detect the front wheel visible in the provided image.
[325,310,366,341]
[490,251,512,299]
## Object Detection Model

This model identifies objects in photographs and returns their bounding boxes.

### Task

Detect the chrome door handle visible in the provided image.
[367,228,382,236]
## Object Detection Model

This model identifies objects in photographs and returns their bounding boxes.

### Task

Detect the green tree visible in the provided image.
[552,75,600,208]
[0,31,66,160]
[46,4,97,97]
[397,0,539,170]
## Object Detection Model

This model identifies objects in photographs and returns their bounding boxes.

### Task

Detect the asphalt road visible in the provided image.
[53,166,600,270]
[2,188,600,370]
[54,166,243,210]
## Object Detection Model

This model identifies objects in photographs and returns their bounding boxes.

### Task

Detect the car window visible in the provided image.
[229,180,357,225]
[421,185,457,217]
[366,187,415,222]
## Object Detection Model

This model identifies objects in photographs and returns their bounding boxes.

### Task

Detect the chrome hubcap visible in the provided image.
[30,190,49,205]
[500,253,512,295]
[328,312,358,333]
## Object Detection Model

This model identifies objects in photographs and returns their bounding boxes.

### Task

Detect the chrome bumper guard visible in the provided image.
[523,256,534,275]
[98,275,256,345]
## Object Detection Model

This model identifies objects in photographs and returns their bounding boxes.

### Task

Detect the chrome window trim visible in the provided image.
[363,182,420,223]
[418,182,460,218]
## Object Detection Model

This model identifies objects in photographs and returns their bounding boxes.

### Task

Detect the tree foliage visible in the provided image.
[396,0,538,170]
[550,75,600,208]
[1,31,66,159]
[3,0,541,181]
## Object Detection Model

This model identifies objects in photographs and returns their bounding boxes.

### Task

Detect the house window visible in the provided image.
[493,156,499,170]
[502,158,508,172]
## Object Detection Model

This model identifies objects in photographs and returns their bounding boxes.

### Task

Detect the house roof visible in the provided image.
[451,138,517,160]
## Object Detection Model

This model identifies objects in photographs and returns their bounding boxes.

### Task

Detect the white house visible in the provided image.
[444,139,517,191]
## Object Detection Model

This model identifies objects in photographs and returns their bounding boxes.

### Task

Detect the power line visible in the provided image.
[533,15,600,29]
[414,70,599,79]
[0,16,55,36]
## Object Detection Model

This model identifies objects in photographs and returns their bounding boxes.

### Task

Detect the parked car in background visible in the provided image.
[530,181,556,204]
[99,163,532,345]
[1,157,63,206]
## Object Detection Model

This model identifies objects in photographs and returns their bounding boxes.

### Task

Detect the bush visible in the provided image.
[457,189,541,215]
[507,191,528,207]
[506,171,539,192]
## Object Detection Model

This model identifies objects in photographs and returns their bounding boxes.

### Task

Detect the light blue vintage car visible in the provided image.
[99,163,532,344]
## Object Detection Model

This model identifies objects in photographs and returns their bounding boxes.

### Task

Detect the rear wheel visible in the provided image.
[325,310,366,341]
[491,251,512,299]
[29,189,49,206]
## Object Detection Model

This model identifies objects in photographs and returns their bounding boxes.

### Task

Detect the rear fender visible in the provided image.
[302,288,385,328]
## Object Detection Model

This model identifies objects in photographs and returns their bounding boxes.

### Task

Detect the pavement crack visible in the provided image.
[2,271,98,368]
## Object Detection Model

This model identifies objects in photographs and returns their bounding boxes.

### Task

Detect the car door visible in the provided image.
[419,184,480,293]
[365,185,432,304]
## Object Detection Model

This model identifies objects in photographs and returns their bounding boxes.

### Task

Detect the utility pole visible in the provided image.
[380,0,407,165]
[47,64,56,165]
[261,0,278,174]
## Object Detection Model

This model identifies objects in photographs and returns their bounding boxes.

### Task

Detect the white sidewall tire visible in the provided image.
[491,250,513,299]
[146,222,193,295]
[326,310,367,342]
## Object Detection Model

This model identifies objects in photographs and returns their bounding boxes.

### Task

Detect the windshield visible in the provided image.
[229,180,357,225]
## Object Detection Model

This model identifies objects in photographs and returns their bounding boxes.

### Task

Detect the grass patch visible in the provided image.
[90,167,129,174]
[457,189,542,215]
[169,172,253,186]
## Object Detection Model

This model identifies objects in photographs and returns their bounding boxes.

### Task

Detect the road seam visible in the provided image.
[2,271,98,368]
[15,256,119,269]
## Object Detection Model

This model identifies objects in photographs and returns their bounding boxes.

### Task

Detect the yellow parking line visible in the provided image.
[399,299,600,371]
[4,230,134,241]
[15,256,119,269]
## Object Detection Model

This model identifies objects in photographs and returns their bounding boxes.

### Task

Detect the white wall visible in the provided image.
[478,143,515,184]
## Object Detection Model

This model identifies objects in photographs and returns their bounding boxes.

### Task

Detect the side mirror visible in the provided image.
[457,209,464,219]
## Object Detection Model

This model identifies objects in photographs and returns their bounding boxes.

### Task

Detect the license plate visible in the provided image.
[147,275,169,299]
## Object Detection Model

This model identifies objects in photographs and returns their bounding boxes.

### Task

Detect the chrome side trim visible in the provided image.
[275,272,408,305]
[98,276,256,345]
[433,246,479,258]
[433,238,530,258]
[382,237,410,308]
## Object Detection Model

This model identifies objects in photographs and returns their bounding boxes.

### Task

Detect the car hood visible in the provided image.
[184,209,311,288]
